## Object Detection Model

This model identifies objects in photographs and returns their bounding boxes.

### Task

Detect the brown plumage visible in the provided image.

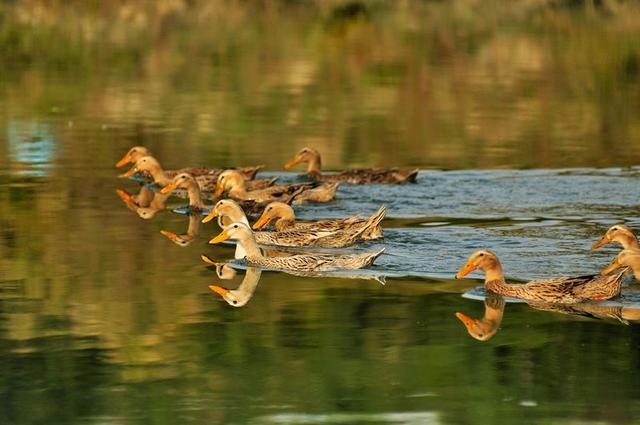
[253,202,385,241]
[456,249,625,304]
[215,170,327,203]
[284,147,418,184]
[119,154,269,190]
[209,222,384,272]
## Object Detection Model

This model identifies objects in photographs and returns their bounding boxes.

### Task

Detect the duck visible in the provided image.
[252,201,384,240]
[215,170,323,203]
[592,224,639,250]
[203,199,384,249]
[121,156,275,192]
[601,249,640,280]
[209,222,384,272]
[455,249,626,303]
[116,146,264,179]
[159,213,201,247]
[208,266,262,307]
[291,182,340,204]
[455,293,505,341]
[284,147,419,184]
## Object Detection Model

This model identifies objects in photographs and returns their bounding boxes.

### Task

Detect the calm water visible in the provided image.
[1,1,640,424]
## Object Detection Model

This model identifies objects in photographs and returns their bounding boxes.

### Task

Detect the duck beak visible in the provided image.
[160,230,178,241]
[455,312,477,331]
[209,229,230,244]
[160,183,177,194]
[115,188,134,203]
[601,257,620,275]
[284,155,302,170]
[201,208,218,223]
[252,213,271,230]
[116,152,133,168]
[455,261,478,279]
[591,235,610,250]
[208,285,230,298]
[119,167,137,178]
[214,183,224,198]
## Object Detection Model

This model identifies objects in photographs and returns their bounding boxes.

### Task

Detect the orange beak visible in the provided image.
[116,188,134,203]
[160,183,178,194]
[214,183,224,198]
[209,229,230,244]
[202,208,218,224]
[455,312,477,331]
[115,152,133,168]
[284,156,302,170]
[601,257,620,276]
[591,235,610,250]
[208,285,230,298]
[455,261,478,279]
[252,213,271,230]
[160,230,178,240]
[119,167,137,178]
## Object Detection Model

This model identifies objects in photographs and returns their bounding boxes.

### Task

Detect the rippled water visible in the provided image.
[2,1,640,424]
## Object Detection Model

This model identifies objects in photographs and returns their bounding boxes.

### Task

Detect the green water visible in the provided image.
[0,1,640,424]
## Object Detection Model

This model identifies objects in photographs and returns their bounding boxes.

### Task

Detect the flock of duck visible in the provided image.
[114,146,640,317]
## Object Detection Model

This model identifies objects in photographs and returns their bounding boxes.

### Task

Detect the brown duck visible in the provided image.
[455,249,625,303]
[116,146,263,180]
[284,147,418,184]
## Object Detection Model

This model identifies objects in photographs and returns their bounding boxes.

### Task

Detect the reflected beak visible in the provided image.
[160,230,178,240]
[214,183,224,198]
[208,285,230,298]
[591,236,610,250]
[202,208,218,223]
[252,213,271,230]
[160,183,178,194]
[119,167,137,178]
[115,153,133,168]
[116,188,134,204]
[601,258,620,276]
[209,229,230,244]
[455,262,478,279]
[201,254,216,265]
[455,312,477,331]
[284,156,302,170]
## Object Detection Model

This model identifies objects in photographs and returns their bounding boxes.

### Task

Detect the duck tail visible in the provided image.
[398,169,419,183]
[244,165,265,180]
[356,206,386,240]
[365,248,385,266]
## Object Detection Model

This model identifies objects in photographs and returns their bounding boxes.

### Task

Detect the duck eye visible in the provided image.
[232,300,238,305]
[479,253,484,257]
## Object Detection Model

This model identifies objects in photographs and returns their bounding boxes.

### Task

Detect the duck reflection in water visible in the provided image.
[116,187,170,219]
[209,266,262,307]
[456,292,505,341]
[159,213,202,247]
[457,292,640,341]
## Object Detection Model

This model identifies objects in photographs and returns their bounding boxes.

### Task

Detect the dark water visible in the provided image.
[1,1,640,424]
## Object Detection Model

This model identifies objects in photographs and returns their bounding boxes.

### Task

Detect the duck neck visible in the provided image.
[237,234,262,258]
[148,166,172,186]
[306,156,322,176]
[621,234,640,250]
[228,178,248,198]
[186,181,205,209]
[275,218,295,231]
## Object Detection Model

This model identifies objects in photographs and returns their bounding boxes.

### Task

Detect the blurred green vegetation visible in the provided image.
[0,0,639,169]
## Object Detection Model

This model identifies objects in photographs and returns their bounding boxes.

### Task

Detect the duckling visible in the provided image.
[284,147,419,184]
[601,249,640,280]
[456,249,626,303]
[215,170,317,203]
[592,224,640,250]
[209,222,384,272]
[121,156,274,191]
[116,146,263,179]
[159,214,201,247]
[204,199,383,249]
[455,293,505,341]
[208,266,262,307]
[252,201,384,240]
